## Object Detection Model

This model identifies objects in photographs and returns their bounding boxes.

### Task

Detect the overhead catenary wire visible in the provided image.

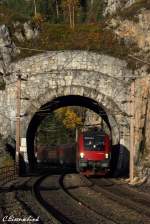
[128,54,150,66]
[14,45,150,67]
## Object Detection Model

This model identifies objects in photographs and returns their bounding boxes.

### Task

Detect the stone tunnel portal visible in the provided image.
[26,95,128,176]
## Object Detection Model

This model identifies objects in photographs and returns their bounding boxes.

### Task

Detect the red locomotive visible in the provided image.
[76,127,111,176]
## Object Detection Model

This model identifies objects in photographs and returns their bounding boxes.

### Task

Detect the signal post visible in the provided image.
[16,74,21,175]
[16,73,28,175]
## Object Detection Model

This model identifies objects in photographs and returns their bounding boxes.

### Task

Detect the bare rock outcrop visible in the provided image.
[0,24,18,75]
[104,0,136,15]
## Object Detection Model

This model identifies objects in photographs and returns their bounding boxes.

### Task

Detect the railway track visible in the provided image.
[59,174,120,224]
[1,170,149,224]
[0,167,63,224]
[89,177,150,217]
[33,173,70,224]
[0,178,45,224]
[33,173,117,224]
[33,172,150,224]
[62,174,150,224]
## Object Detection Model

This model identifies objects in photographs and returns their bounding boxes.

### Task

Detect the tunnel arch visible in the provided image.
[0,51,131,175]
[26,95,121,171]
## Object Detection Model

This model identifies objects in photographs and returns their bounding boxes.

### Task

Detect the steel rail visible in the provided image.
[33,173,75,224]
[59,174,119,224]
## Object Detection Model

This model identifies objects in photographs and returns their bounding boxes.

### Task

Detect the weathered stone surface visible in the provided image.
[104,0,136,15]
[0,24,19,75]
[104,0,122,15]
[0,49,148,179]
[0,51,133,152]
[23,22,39,40]
[133,77,150,180]
[14,31,25,42]
[115,10,150,52]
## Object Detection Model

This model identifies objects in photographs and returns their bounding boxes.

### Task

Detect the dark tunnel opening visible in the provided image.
[26,95,129,177]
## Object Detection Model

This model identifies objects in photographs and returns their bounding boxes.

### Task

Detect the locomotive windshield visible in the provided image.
[83,130,105,151]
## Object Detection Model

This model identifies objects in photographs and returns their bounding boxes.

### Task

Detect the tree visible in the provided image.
[36,107,82,146]
[4,0,33,17]
[33,0,37,16]
[37,112,70,145]
[90,0,94,6]
[34,0,61,23]
[55,0,59,19]
[55,107,82,129]
[62,0,80,29]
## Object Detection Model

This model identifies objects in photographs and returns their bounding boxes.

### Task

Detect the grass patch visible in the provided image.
[12,23,133,62]
[0,4,140,71]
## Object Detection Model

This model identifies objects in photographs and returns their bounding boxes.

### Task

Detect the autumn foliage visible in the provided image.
[55,107,82,129]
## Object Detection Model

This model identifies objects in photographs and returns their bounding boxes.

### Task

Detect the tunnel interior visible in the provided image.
[26,95,129,176]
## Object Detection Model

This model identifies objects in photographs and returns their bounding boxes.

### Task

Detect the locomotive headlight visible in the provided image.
[105,153,109,159]
[80,152,85,158]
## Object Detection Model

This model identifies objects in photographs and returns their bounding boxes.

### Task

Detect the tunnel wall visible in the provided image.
[0,51,133,172]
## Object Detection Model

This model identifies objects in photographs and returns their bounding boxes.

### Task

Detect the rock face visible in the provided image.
[104,0,136,15]
[23,22,39,40]
[114,10,150,52]
[0,24,19,161]
[13,21,39,42]
[0,25,18,74]
[104,0,123,15]
[0,22,39,76]
[144,92,150,179]
[134,77,150,180]
[108,8,150,178]
[0,2,149,178]
[84,109,102,126]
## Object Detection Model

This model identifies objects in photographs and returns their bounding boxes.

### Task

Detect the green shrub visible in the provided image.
[0,5,28,25]
[4,0,33,18]
[12,22,139,70]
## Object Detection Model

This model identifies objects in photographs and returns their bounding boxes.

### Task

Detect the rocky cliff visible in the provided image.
[0,1,149,180]
[104,1,150,181]
[134,77,150,181]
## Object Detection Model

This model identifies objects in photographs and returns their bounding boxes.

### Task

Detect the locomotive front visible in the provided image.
[77,128,111,176]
